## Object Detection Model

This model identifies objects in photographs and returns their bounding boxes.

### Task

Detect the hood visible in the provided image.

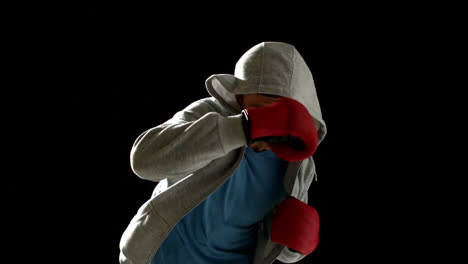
[205,42,327,145]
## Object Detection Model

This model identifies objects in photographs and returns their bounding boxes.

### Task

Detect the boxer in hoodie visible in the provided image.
[119,42,328,264]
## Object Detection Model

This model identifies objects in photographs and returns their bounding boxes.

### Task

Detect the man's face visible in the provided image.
[238,93,283,152]
[241,93,282,109]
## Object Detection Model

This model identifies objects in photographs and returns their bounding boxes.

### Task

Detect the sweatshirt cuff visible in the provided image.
[277,246,306,263]
[218,114,248,153]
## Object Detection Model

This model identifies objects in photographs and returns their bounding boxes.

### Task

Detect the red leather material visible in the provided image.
[270,197,320,255]
[245,97,319,161]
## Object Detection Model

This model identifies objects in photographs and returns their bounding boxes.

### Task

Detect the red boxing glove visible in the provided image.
[270,197,320,255]
[241,97,318,162]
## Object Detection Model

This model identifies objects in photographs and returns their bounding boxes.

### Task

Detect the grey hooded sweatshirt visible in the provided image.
[119,42,327,264]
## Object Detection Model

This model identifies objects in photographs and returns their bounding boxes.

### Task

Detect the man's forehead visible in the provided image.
[258,93,282,98]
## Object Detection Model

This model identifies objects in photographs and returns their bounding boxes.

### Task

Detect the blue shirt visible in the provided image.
[152,147,288,264]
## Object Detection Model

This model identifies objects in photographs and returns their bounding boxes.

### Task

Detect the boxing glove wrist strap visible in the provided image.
[241,109,251,144]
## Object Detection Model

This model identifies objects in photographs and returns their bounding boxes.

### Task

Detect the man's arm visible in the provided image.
[275,158,318,263]
[130,98,247,182]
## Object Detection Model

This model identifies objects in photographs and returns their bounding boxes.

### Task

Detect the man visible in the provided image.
[119,42,327,264]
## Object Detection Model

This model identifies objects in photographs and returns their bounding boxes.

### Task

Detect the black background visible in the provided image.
[4,4,454,263]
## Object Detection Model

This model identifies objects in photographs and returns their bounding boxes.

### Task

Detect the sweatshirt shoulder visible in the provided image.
[186,97,219,110]
[172,97,228,121]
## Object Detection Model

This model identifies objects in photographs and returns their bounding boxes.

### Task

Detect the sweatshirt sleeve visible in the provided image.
[130,98,247,182]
